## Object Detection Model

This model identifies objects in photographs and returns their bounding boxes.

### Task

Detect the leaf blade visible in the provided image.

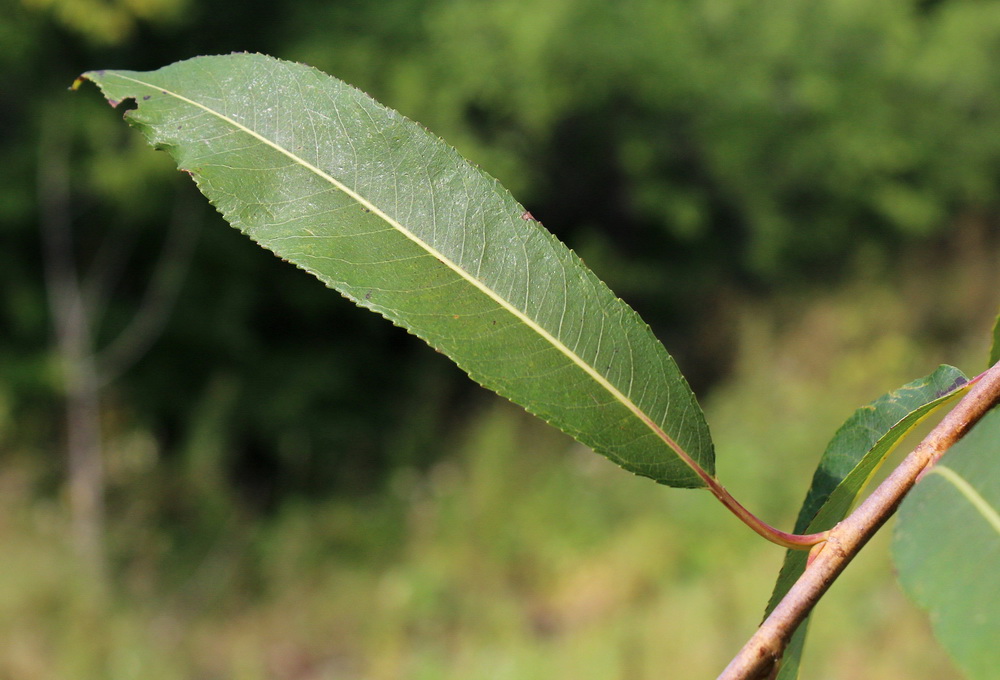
[80,54,714,487]
[793,365,968,536]
[893,408,1000,680]
[766,365,968,678]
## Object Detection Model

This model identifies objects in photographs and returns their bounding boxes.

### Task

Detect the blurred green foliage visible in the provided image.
[7,0,1000,500]
[0,271,986,677]
[2,5,1000,674]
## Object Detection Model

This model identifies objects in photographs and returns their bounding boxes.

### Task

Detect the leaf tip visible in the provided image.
[70,71,102,93]
[71,71,124,108]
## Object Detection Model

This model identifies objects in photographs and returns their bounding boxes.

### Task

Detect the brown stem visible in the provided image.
[645,408,829,549]
[706,479,829,550]
[719,360,1000,680]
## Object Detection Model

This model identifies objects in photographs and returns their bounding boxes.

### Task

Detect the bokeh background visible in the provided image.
[4,0,1000,677]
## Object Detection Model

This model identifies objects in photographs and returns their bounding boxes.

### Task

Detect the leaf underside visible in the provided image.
[768,365,968,679]
[79,53,714,488]
[894,408,1000,680]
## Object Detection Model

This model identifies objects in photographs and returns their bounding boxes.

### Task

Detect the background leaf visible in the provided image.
[893,407,1000,680]
[79,53,714,488]
[766,365,968,679]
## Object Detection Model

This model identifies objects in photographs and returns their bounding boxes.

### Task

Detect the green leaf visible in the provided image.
[766,365,969,679]
[894,408,1000,680]
[792,365,968,536]
[77,54,714,488]
[990,310,1000,367]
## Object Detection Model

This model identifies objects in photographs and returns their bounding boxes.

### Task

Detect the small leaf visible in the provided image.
[77,54,714,488]
[766,365,968,679]
[793,365,968,535]
[894,408,1000,680]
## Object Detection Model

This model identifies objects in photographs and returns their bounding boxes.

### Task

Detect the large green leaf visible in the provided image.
[78,53,713,487]
[765,365,968,679]
[894,408,1000,680]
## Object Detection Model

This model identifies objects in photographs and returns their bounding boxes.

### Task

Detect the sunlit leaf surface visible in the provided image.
[79,54,714,487]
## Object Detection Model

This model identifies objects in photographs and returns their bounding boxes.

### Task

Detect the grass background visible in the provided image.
[2,241,996,679]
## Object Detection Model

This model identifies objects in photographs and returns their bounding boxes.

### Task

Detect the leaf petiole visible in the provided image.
[706,479,830,549]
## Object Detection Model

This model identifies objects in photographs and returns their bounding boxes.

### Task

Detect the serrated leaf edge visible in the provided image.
[86,69,708,484]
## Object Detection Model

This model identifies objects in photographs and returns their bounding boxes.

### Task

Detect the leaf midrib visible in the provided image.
[928,466,1000,536]
[105,71,704,479]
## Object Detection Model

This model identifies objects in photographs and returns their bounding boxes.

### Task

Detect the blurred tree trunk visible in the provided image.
[38,113,108,581]
[38,109,199,584]
[63,332,107,578]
